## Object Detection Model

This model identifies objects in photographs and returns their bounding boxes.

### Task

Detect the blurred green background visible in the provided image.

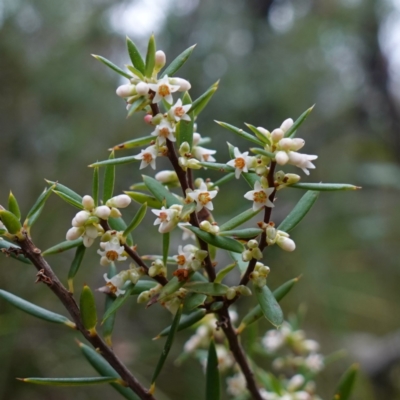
[1,0,400,398]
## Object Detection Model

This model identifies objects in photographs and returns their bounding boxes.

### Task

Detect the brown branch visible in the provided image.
[17,233,156,400]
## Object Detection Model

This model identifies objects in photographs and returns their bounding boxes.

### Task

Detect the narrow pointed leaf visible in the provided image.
[92,55,131,79]
[157,276,185,303]
[185,226,244,253]
[229,251,247,274]
[219,228,263,239]
[103,263,118,346]
[126,65,144,80]
[45,180,82,203]
[220,207,263,231]
[79,342,139,400]
[242,172,260,188]
[145,34,156,78]
[160,44,196,78]
[183,293,207,312]
[26,186,54,220]
[131,280,157,295]
[142,175,183,207]
[290,183,361,191]
[284,105,314,138]
[8,192,21,220]
[0,210,21,234]
[245,123,271,145]
[227,142,235,159]
[183,282,229,296]
[0,240,31,264]
[332,363,358,400]
[215,121,264,147]
[24,204,45,230]
[208,172,235,190]
[215,262,236,284]
[108,217,133,246]
[191,81,219,117]
[238,277,299,333]
[123,203,147,237]
[127,97,148,118]
[90,156,140,168]
[278,190,319,233]
[198,162,234,172]
[250,147,275,159]
[102,284,136,323]
[0,290,75,328]
[80,285,97,331]
[163,232,169,266]
[67,245,86,293]
[156,309,206,338]
[42,238,83,256]
[152,304,183,385]
[176,92,194,147]
[102,151,115,203]
[126,37,145,74]
[110,136,153,151]
[19,377,119,386]
[125,191,162,209]
[253,284,284,328]
[53,190,84,210]
[206,339,220,400]
[92,167,99,206]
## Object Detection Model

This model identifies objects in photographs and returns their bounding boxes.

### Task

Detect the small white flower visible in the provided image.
[134,145,158,170]
[288,151,318,175]
[148,75,180,104]
[178,223,196,241]
[151,118,176,145]
[97,237,127,266]
[168,98,191,122]
[226,147,252,179]
[227,373,247,397]
[99,272,126,297]
[187,182,218,212]
[244,181,275,211]
[304,353,324,373]
[83,224,100,248]
[152,205,181,233]
[262,329,285,353]
[287,374,305,391]
[192,146,217,163]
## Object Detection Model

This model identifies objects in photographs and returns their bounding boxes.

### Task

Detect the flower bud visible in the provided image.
[135,81,149,96]
[271,128,284,142]
[74,210,91,226]
[199,220,213,232]
[170,77,191,92]
[277,236,296,252]
[151,113,163,125]
[259,265,270,276]
[287,374,305,391]
[226,287,237,300]
[66,227,83,240]
[278,138,293,151]
[211,224,220,234]
[155,170,178,184]
[85,225,99,239]
[116,84,136,98]
[192,132,201,145]
[280,118,294,132]
[257,127,270,137]
[179,141,191,156]
[275,151,289,165]
[94,205,111,219]
[236,285,252,296]
[137,290,152,304]
[110,207,122,218]
[82,195,95,210]
[285,173,301,185]
[155,50,166,71]
[144,114,153,124]
[187,159,202,169]
[247,239,258,249]
[290,138,305,151]
[251,247,263,260]
[178,156,188,169]
[107,195,131,208]
[242,250,252,262]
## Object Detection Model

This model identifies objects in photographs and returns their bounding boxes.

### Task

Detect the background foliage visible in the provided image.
[1,0,400,398]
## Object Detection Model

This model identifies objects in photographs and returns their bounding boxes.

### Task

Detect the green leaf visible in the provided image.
[215,121,264,147]
[90,156,140,169]
[102,284,136,323]
[162,232,169,266]
[215,262,236,284]
[156,309,206,338]
[198,162,235,172]
[53,190,84,210]
[26,186,54,221]
[219,228,263,239]
[151,304,183,387]
[220,207,263,231]
[19,377,119,386]
[123,203,147,237]
[125,191,162,209]
[80,285,97,332]
[278,190,319,233]
[157,276,186,303]
[0,290,75,328]
[92,54,131,79]
[45,180,82,203]
[79,342,140,400]
[185,226,244,253]
[206,339,220,400]
[180,202,196,220]
[67,245,86,293]
[229,252,248,274]
[110,136,153,151]
[142,175,183,207]
[92,167,99,206]
[253,284,284,328]
[126,36,145,74]
[176,92,194,148]
[250,147,275,159]
[290,183,361,191]
[227,142,235,159]
[127,97,148,118]
[160,44,196,78]
[284,105,314,138]
[191,81,219,117]
[131,280,157,295]
[24,204,45,231]
[0,240,31,264]
[0,210,21,234]
[183,293,207,312]
[108,217,133,246]
[126,65,145,81]
[332,363,359,400]
[242,172,260,188]
[183,282,229,296]
[208,172,235,190]
[244,123,271,145]
[145,34,156,78]
[237,277,299,333]
[8,191,21,220]
[42,238,83,256]
[102,151,115,203]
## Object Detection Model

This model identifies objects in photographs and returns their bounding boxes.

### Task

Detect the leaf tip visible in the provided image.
[149,382,156,394]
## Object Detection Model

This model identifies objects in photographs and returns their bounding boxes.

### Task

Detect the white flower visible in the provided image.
[244,181,275,211]
[152,205,181,233]
[262,329,285,353]
[106,194,131,208]
[168,98,191,122]
[99,273,126,297]
[174,245,193,269]
[192,146,217,163]
[151,118,176,145]
[187,182,218,212]
[226,147,252,179]
[134,145,158,170]
[178,223,196,241]
[288,151,318,175]
[227,373,247,397]
[148,75,179,104]
[97,237,127,266]
[304,353,324,373]
[83,224,100,247]
[287,374,305,391]
[215,345,234,372]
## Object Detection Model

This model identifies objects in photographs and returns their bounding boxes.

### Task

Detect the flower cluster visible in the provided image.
[173,244,208,272]
[98,266,142,297]
[266,222,296,252]
[249,262,271,288]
